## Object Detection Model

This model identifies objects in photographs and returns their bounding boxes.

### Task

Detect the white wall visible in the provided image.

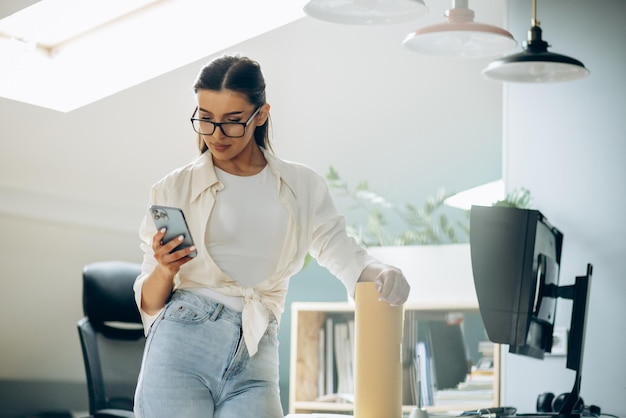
[502,0,626,415]
[0,216,140,380]
[0,1,507,414]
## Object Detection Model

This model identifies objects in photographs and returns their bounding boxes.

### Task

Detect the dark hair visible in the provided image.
[193,54,272,153]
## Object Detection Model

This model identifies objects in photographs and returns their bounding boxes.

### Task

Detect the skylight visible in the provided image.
[0,0,160,53]
[0,0,306,112]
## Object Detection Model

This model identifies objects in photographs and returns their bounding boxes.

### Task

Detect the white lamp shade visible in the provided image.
[404,21,517,58]
[403,2,516,58]
[303,0,428,25]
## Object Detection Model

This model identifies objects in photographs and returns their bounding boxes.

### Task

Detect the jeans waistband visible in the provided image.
[171,289,243,325]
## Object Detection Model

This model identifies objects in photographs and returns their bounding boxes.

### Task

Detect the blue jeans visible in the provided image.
[134,290,283,418]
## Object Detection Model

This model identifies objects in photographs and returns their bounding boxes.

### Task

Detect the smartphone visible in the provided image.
[149,205,197,258]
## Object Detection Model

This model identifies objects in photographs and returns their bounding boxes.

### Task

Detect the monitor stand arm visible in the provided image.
[557,374,582,418]
[554,264,592,418]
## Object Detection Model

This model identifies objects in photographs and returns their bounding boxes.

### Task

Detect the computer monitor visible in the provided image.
[469,205,592,418]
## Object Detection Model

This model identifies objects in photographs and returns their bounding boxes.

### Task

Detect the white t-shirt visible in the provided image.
[208,165,288,286]
[192,165,288,310]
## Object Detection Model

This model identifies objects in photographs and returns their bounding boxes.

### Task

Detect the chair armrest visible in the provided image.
[94,409,136,418]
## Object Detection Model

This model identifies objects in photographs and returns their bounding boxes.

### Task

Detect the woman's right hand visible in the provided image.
[151,227,196,278]
[140,228,197,315]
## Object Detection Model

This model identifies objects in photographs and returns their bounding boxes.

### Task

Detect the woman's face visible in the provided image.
[195,89,268,163]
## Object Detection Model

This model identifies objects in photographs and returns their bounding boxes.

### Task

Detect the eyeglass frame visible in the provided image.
[190,106,262,138]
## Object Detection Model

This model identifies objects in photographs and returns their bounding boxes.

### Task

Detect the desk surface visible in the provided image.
[284,413,461,418]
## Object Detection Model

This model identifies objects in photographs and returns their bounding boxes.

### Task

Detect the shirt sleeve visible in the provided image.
[306,171,377,298]
[133,187,170,336]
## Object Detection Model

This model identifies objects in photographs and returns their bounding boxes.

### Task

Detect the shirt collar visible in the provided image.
[190,152,222,202]
[262,148,296,197]
[189,148,297,202]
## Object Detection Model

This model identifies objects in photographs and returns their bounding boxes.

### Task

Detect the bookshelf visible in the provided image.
[288,301,500,415]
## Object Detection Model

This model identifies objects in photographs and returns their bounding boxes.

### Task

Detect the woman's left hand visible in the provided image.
[360,262,410,306]
[375,264,410,306]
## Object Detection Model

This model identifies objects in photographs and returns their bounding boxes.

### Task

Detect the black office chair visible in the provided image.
[78,261,144,418]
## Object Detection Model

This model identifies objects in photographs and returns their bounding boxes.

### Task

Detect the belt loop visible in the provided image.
[210,304,224,321]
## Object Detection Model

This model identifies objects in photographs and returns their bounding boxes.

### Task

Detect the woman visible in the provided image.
[133,54,410,418]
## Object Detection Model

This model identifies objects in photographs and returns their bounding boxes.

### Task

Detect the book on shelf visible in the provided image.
[318,326,325,397]
[325,316,334,396]
[458,374,495,391]
[317,315,356,401]
[347,318,355,388]
[416,341,435,407]
[403,310,417,406]
[433,354,495,407]
[333,320,354,395]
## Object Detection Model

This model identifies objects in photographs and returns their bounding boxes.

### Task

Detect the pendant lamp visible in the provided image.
[403,0,517,58]
[482,0,589,82]
[303,0,428,25]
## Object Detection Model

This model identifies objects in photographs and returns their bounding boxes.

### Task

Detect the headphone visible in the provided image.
[536,392,601,416]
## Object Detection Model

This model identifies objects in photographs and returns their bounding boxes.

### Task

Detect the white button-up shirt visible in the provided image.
[134,149,376,355]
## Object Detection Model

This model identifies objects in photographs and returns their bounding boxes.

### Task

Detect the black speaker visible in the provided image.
[536,392,556,413]
[536,392,600,416]
[553,393,584,412]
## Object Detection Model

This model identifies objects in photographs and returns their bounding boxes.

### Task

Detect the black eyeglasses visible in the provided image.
[190,106,261,138]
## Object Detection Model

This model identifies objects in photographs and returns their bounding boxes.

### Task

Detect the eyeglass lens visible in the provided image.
[192,120,245,137]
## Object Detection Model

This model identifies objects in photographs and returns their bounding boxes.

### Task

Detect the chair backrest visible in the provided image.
[78,261,144,416]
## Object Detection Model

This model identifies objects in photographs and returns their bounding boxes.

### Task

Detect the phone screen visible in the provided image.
[149,205,197,258]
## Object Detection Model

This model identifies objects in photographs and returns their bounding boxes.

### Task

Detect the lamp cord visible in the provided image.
[531,0,540,27]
